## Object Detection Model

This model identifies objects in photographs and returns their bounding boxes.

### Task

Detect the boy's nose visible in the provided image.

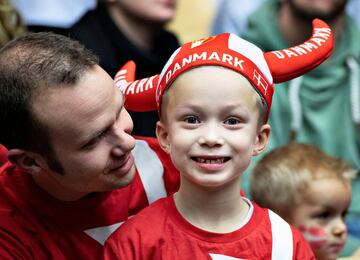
[332,218,347,237]
[198,123,224,147]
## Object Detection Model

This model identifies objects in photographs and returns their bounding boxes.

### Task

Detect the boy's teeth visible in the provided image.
[197,158,225,164]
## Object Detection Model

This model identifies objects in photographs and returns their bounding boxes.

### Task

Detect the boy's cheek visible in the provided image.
[298,225,327,250]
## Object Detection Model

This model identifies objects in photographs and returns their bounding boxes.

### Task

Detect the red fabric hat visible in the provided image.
[115,19,333,122]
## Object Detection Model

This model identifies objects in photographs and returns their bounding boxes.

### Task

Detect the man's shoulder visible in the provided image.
[0,165,39,231]
[133,137,172,165]
[110,197,169,239]
[127,197,169,223]
[0,197,48,258]
[134,136,159,148]
[0,162,21,199]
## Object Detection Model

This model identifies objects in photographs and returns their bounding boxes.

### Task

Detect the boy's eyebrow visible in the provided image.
[317,202,348,212]
[79,90,125,148]
[179,103,251,112]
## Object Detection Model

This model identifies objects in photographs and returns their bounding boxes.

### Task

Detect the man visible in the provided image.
[69,0,179,137]
[0,32,179,259]
[240,0,360,256]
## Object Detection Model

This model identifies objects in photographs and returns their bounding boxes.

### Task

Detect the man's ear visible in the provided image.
[7,149,44,174]
[253,124,271,156]
[156,121,170,154]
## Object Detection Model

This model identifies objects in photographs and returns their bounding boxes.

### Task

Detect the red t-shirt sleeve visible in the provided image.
[0,144,8,165]
[103,219,143,260]
[0,216,50,260]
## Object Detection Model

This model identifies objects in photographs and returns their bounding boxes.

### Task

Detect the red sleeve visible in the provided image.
[104,200,167,260]
[0,231,33,260]
[291,226,316,260]
[0,215,50,260]
[103,220,144,260]
[0,144,8,165]
[134,136,180,195]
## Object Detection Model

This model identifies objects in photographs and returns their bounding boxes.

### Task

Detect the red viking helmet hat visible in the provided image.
[115,19,333,122]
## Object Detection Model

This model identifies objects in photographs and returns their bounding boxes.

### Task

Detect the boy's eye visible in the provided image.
[183,115,200,124]
[224,117,240,125]
[315,211,330,220]
[341,210,348,219]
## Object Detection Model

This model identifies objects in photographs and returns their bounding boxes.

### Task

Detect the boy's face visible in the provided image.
[289,178,351,260]
[156,66,270,189]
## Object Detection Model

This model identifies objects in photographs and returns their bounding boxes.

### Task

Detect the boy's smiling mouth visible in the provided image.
[191,157,231,164]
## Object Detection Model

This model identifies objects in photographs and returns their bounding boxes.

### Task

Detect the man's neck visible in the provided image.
[174,176,249,233]
[32,171,89,201]
[278,2,346,46]
[106,3,163,52]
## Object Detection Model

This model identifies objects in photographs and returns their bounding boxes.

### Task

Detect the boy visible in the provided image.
[250,143,357,260]
[104,19,333,259]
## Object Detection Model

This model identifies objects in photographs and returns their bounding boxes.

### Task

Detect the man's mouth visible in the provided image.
[106,153,133,174]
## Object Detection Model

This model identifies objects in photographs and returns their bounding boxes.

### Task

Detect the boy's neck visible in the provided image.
[174,177,249,233]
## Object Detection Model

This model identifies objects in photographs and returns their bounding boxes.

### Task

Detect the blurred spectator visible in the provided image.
[0,0,26,165]
[212,0,360,35]
[0,0,25,46]
[11,0,96,35]
[250,143,359,259]
[166,0,217,43]
[211,0,263,35]
[346,0,360,30]
[69,0,179,137]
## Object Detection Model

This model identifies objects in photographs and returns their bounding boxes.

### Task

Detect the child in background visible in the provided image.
[250,143,356,260]
[104,19,333,259]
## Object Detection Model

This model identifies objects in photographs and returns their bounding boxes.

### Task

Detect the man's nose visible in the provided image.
[111,110,136,155]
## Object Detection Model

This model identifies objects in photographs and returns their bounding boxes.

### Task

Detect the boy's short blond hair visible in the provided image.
[250,143,355,219]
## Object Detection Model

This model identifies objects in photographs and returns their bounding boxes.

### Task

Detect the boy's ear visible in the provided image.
[7,149,44,174]
[253,124,271,156]
[156,121,170,154]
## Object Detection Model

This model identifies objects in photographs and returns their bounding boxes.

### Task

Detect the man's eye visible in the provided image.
[184,116,200,124]
[83,132,106,149]
[224,118,240,125]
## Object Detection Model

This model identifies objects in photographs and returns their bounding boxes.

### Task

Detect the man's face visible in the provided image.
[157,66,269,189]
[33,65,136,198]
[288,0,348,22]
[289,178,351,260]
[117,0,176,24]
